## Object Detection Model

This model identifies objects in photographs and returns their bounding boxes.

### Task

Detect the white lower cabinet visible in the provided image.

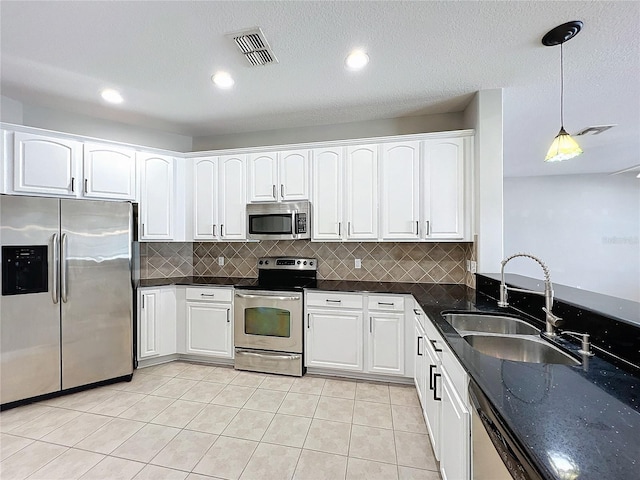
[138,287,177,359]
[440,369,470,480]
[306,310,364,371]
[184,287,233,358]
[367,297,405,375]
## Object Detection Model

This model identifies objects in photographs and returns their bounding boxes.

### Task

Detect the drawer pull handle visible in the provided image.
[433,373,442,401]
[377,302,394,306]
[413,309,421,315]
[417,336,423,356]
[429,364,437,390]
[326,299,342,303]
[200,293,215,297]
[430,339,442,353]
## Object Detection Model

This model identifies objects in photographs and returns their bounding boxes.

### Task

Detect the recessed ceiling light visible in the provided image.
[101,89,123,104]
[212,71,235,89]
[345,50,369,71]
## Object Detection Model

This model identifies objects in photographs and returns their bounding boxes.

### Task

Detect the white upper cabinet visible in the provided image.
[83,143,136,200]
[311,147,343,240]
[422,137,467,240]
[345,144,378,239]
[248,149,309,202]
[218,154,247,240]
[193,157,218,240]
[139,153,175,240]
[13,132,81,197]
[380,141,420,240]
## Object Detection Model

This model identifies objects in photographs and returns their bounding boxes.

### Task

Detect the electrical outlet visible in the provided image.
[354,258,362,269]
[469,260,477,273]
[218,256,224,266]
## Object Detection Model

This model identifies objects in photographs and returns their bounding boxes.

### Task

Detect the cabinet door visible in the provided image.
[424,336,442,460]
[83,143,136,200]
[367,312,404,375]
[414,319,427,410]
[248,153,277,202]
[139,153,174,240]
[193,157,218,240]
[440,370,470,480]
[218,154,247,240]
[139,289,159,358]
[311,147,343,240]
[381,142,420,239]
[345,145,378,239]
[279,150,309,201]
[13,132,81,196]
[423,137,465,240]
[186,303,232,358]
[306,310,363,371]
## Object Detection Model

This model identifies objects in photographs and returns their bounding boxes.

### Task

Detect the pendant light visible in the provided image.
[542,21,584,162]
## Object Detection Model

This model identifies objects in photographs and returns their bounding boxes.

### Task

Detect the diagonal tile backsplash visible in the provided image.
[141,241,474,285]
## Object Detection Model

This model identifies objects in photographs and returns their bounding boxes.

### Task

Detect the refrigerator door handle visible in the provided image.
[61,233,68,303]
[52,233,59,304]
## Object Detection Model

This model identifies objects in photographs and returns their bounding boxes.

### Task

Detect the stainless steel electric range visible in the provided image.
[233,257,317,376]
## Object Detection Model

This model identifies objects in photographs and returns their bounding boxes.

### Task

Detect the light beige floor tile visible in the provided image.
[133,464,188,479]
[239,443,300,480]
[210,385,255,408]
[355,382,390,404]
[221,409,274,441]
[346,457,399,480]
[203,367,239,384]
[140,362,189,378]
[186,404,239,435]
[118,395,175,422]
[58,389,117,412]
[151,378,199,399]
[111,424,180,463]
[40,392,85,407]
[258,375,294,392]
[294,449,348,480]
[151,400,205,428]
[9,407,81,439]
[353,401,393,429]
[27,448,104,480]
[229,371,266,388]
[193,436,257,480]
[289,376,326,395]
[243,388,286,413]
[262,414,312,448]
[398,466,441,480]
[0,441,67,480]
[394,431,436,470]
[41,412,112,447]
[186,474,220,480]
[314,397,354,423]
[120,373,171,394]
[304,418,351,455]
[277,392,320,417]
[349,425,397,464]
[391,405,428,434]
[151,430,218,472]
[0,405,52,432]
[321,379,357,400]
[180,381,225,403]
[80,456,145,480]
[89,392,146,417]
[389,385,420,407]
[0,433,34,461]
[75,418,145,454]
[175,364,217,381]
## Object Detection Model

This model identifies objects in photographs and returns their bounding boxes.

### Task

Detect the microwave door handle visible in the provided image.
[292,211,297,234]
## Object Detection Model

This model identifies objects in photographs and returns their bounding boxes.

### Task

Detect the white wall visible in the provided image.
[1,96,24,124]
[463,89,504,273]
[504,173,640,302]
[193,112,464,151]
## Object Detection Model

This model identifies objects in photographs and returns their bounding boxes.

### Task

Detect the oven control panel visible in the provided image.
[258,257,317,271]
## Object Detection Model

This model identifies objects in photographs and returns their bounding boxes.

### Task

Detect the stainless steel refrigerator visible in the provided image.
[0,195,133,405]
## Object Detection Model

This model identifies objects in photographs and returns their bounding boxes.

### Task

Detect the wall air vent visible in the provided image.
[575,125,616,136]
[227,27,278,67]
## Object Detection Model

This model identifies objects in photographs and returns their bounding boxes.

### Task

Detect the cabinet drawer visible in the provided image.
[306,291,363,309]
[368,295,405,311]
[185,287,233,302]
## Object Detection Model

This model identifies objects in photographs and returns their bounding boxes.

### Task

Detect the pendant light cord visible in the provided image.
[560,42,564,127]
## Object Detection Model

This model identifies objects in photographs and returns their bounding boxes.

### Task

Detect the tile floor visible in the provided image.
[0,361,441,480]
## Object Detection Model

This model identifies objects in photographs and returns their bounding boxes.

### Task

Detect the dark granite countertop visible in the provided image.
[138,276,640,479]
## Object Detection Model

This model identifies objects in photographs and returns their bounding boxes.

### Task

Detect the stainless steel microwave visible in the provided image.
[247,201,310,240]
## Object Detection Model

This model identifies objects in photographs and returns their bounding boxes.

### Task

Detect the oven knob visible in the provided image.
[303,261,307,265]
[265,260,269,265]
[297,260,301,265]
[310,261,314,266]
[259,260,263,265]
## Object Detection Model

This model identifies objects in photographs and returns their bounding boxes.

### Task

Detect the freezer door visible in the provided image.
[0,195,61,404]
[60,199,133,389]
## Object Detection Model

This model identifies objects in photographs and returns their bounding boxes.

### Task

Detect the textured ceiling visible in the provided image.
[1,1,638,177]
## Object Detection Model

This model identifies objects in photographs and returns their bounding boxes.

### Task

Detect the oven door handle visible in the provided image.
[235,293,301,301]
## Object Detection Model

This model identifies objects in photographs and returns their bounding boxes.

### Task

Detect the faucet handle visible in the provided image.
[542,307,563,327]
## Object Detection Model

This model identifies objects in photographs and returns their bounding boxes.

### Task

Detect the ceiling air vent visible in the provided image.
[575,125,616,136]
[227,27,278,67]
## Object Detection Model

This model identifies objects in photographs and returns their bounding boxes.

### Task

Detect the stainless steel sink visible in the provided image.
[463,334,580,365]
[444,313,540,335]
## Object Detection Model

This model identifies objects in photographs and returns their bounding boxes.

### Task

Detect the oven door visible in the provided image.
[234,290,303,353]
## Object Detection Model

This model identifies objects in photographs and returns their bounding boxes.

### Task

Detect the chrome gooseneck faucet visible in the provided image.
[498,253,563,336]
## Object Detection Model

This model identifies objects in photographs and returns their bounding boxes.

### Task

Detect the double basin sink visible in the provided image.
[444,312,580,366]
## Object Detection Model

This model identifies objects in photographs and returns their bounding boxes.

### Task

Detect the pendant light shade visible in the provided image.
[542,21,584,163]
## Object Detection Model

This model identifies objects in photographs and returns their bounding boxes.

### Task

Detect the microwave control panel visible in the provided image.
[295,213,307,234]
